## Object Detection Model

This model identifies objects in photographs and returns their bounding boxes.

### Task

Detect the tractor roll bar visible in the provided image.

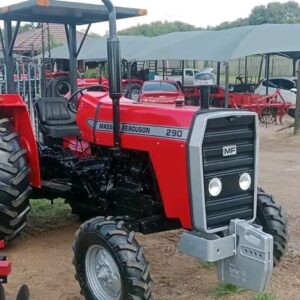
[102,0,122,147]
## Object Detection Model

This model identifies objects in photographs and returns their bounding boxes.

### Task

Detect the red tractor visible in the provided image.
[0,0,288,299]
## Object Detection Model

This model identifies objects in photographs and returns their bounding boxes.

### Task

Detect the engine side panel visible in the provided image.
[77,94,198,229]
[0,94,41,188]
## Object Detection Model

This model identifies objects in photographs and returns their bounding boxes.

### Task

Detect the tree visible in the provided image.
[249,1,300,25]
[249,5,268,25]
[118,21,198,37]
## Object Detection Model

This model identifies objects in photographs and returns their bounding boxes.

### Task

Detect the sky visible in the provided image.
[1,0,300,34]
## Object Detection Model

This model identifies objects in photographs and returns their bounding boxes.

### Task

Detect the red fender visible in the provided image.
[0,94,41,188]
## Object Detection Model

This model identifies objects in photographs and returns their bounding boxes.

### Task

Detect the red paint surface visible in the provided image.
[0,94,41,188]
[76,93,199,229]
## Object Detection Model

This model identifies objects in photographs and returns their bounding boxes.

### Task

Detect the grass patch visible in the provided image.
[30,198,71,218]
[210,282,246,298]
[198,260,216,270]
[250,292,278,300]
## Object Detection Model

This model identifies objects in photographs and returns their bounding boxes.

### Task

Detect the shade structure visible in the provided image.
[36,24,300,62]
[132,24,300,61]
[39,35,150,60]
[0,0,146,25]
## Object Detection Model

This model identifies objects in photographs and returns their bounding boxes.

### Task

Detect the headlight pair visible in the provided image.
[208,173,252,197]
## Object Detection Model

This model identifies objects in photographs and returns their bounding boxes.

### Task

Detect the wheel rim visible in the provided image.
[85,245,122,300]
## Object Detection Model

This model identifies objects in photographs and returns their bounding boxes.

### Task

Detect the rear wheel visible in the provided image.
[256,188,288,265]
[73,217,152,300]
[0,118,31,241]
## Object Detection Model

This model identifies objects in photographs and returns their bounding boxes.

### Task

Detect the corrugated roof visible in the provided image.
[10,24,86,53]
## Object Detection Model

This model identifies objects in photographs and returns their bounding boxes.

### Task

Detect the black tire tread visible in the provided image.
[73,216,152,300]
[256,188,288,265]
[0,117,31,241]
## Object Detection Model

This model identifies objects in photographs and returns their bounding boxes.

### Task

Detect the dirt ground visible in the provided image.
[2,121,300,300]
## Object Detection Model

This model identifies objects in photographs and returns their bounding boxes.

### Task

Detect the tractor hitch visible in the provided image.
[178,219,273,292]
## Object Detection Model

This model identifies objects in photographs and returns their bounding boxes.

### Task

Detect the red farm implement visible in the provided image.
[0,241,29,300]
[211,88,292,125]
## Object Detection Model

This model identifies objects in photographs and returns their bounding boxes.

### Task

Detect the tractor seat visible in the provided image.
[35,97,80,138]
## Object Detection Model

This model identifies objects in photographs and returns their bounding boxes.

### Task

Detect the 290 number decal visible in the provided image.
[166,129,183,138]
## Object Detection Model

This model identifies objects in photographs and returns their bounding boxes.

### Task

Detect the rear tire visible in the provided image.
[73,217,152,300]
[256,188,288,265]
[125,84,142,101]
[0,118,31,241]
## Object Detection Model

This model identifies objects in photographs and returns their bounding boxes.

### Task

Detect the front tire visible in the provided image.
[73,217,152,300]
[256,188,288,265]
[0,118,31,241]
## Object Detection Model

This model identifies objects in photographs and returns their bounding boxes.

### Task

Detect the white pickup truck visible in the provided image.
[155,68,200,86]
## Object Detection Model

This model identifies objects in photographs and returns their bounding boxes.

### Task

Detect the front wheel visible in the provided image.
[256,188,288,265]
[73,217,152,300]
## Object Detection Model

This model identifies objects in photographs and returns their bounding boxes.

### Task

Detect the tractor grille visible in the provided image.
[202,115,256,230]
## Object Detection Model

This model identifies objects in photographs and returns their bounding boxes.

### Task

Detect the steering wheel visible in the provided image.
[67,84,109,113]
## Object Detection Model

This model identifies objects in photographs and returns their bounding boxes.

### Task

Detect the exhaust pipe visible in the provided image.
[102,0,122,147]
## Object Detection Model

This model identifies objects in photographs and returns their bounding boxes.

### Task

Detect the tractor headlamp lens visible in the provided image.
[208,178,222,197]
[239,173,251,191]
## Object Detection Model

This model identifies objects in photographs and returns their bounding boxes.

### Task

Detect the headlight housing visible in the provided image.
[239,173,252,191]
[208,178,222,197]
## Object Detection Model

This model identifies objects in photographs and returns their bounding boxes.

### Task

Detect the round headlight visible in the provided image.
[239,173,252,191]
[208,178,222,197]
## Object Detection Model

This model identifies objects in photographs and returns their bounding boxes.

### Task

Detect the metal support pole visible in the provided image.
[265,54,270,95]
[294,60,300,134]
[68,24,77,94]
[162,60,165,79]
[258,55,264,84]
[200,86,210,109]
[4,20,15,93]
[77,24,91,57]
[9,21,20,56]
[224,62,229,108]
[181,60,185,86]
[216,61,221,87]
[244,56,248,84]
[292,58,297,76]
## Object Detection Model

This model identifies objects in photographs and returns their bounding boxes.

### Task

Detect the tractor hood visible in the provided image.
[77,92,199,146]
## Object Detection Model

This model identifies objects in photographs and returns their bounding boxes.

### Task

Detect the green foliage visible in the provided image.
[18,23,34,33]
[210,283,246,297]
[49,35,62,49]
[117,1,300,35]
[249,1,300,25]
[118,20,198,37]
[214,18,249,30]
[84,68,100,79]
[250,292,278,300]
[198,260,216,270]
[30,199,70,218]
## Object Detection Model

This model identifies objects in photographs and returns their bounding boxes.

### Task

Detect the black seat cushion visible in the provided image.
[35,97,80,138]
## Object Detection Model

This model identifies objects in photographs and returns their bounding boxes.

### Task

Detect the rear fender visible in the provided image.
[0,94,41,188]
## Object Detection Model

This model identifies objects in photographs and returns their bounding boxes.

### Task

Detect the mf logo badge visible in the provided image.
[223,145,237,157]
